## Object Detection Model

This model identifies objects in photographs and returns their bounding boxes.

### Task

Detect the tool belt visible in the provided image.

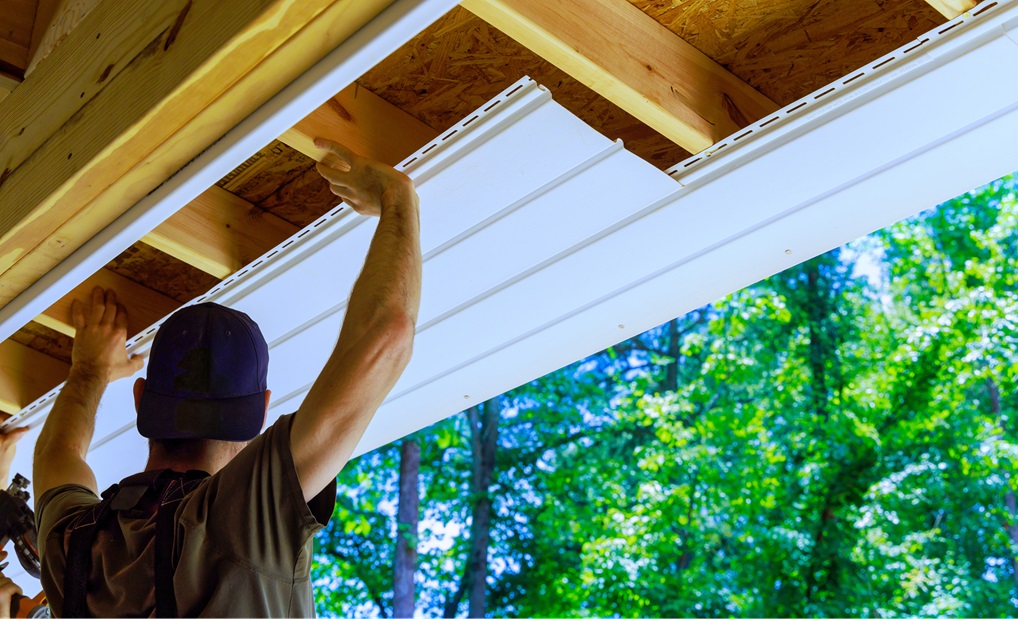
[62,469,209,618]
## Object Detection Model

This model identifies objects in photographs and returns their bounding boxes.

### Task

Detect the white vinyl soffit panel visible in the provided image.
[4,0,1018,515]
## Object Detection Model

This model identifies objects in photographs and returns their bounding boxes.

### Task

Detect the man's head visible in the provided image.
[134,303,270,459]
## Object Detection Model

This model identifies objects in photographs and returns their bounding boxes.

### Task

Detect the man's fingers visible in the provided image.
[316,162,353,186]
[115,303,129,331]
[314,138,358,165]
[90,286,106,324]
[102,289,119,325]
[71,299,85,332]
[128,354,145,374]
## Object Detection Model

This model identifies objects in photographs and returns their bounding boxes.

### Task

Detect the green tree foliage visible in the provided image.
[312,174,1018,617]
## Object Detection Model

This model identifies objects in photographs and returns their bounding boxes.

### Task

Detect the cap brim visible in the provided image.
[137,389,266,441]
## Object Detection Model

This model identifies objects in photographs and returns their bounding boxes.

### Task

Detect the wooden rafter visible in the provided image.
[0,340,68,414]
[142,187,299,279]
[0,0,394,314]
[461,0,779,154]
[141,83,437,278]
[34,268,178,337]
[924,0,977,19]
[279,83,438,166]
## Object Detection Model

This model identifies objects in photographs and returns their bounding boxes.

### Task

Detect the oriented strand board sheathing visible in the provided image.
[106,244,220,303]
[217,141,316,205]
[630,0,945,105]
[359,7,691,168]
[8,323,72,365]
[256,165,343,228]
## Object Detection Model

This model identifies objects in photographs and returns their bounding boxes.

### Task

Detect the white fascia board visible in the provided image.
[4,2,1018,588]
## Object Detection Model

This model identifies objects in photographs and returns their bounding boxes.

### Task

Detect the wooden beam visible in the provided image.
[279,82,438,166]
[924,0,977,19]
[0,340,68,414]
[0,0,38,78]
[0,0,394,315]
[461,0,779,154]
[35,267,179,337]
[25,0,99,77]
[142,187,299,279]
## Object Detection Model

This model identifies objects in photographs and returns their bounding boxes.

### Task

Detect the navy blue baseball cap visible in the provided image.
[137,303,269,441]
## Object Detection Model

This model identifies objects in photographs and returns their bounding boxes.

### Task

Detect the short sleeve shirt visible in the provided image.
[35,413,336,618]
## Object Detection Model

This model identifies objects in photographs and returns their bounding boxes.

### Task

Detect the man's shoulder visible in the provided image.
[36,483,99,539]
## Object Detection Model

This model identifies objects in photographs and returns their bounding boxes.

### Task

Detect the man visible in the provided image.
[32,140,422,617]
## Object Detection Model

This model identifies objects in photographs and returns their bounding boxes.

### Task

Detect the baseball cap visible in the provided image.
[137,303,269,441]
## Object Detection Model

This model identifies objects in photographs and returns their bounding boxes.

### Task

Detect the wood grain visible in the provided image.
[630,0,945,106]
[142,186,299,278]
[463,0,777,153]
[8,322,72,365]
[923,0,977,19]
[35,266,179,337]
[0,0,38,76]
[358,7,691,169]
[218,141,315,205]
[106,244,219,304]
[0,339,69,413]
[0,0,393,317]
[280,82,438,166]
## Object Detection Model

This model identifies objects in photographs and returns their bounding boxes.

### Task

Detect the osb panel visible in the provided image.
[630,0,945,105]
[257,165,340,228]
[217,140,317,205]
[358,7,690,169]
[10,323,73,365]
[106,245,219,303]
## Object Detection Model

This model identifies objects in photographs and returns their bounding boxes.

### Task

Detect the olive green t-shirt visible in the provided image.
[35,413,336,618]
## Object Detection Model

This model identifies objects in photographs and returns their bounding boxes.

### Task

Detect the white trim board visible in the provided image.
[4,0,1018,586]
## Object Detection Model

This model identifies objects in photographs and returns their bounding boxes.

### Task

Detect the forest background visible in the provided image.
[310,173,1018,618]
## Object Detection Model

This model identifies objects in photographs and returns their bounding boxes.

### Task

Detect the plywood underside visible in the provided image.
[2,0,948,411]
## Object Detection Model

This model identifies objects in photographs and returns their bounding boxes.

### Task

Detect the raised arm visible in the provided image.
[33,288,144,501]
[291,140,422,501]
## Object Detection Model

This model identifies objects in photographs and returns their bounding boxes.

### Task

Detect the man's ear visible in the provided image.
[134,377,146,412]
[262,390,271,429]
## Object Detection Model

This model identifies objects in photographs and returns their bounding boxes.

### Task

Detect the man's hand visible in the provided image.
[0,569,22,619]
[314,139,417,217]
[0,427,28,489]
[34,287,140,498]
[71,287,144,382]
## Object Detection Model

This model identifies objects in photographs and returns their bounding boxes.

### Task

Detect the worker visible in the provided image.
[31,140,422,617]
[0,427,28,619]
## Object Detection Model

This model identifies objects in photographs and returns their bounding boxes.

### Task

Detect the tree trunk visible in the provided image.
[664,318,680,393]
[393,438,421,618]
[987,379,1018,593]
[805,263,830,419]
[443,398,500,618]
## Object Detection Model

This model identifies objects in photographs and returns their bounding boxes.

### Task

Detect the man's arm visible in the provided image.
[291,140,422,501]
[33,288,143,501]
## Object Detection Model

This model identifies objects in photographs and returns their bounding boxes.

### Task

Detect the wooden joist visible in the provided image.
[279,83,438,166]
[924,0,977,19]
[0,0,38,78]
[142,187,299,279]
[0,0,394,314]
[461,0,779,154]
[35,267,178,337]
[0,340,68,414]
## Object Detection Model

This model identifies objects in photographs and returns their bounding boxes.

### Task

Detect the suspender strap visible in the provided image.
[154,490,178,618]
[154,471,208,618]
[63,487,119,619]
